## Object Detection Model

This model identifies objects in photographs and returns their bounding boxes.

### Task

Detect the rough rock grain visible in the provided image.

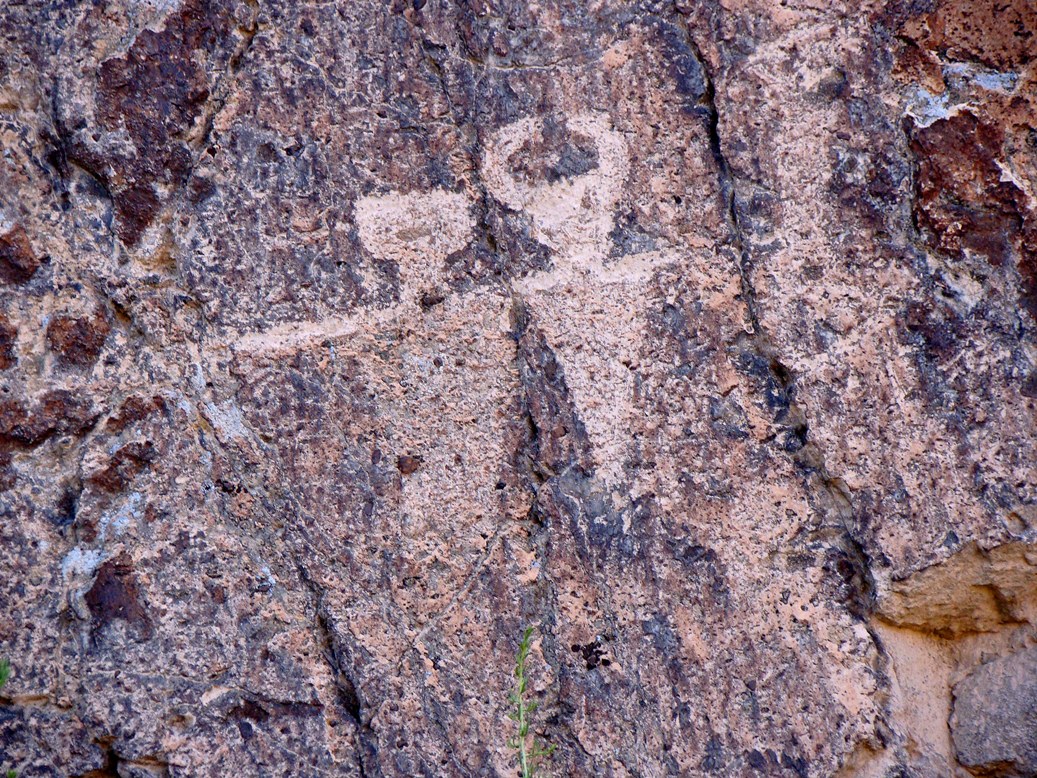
[0,0,1035,776]
[951,646,1037,778]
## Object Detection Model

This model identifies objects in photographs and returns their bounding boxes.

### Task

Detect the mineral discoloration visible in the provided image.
[877,542,1037,637]
[46,308,112,368]
[0,226,41,286]
[84,552,153,640]
[65,0,258,247]
[0,314,17,370]
[1,0,1036,775]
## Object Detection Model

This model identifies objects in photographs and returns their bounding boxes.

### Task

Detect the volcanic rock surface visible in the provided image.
[0,0,1035,776]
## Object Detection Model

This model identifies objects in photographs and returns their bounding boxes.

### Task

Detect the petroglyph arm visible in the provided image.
[354,189,474,303]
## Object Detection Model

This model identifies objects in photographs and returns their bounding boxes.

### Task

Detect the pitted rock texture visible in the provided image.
[0,1,1035,776]
[951,646,1037,778]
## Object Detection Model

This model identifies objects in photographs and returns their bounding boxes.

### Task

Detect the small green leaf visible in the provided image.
[507,625,555,777]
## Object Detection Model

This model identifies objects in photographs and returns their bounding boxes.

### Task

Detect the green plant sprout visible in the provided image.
[0,658,14,777]
[507,626,555,778]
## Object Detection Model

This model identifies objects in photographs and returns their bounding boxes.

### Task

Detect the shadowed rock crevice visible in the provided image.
[506,296,637,772]
[682,19,880,622]
[293,563,377,778]
[510,296,595,483]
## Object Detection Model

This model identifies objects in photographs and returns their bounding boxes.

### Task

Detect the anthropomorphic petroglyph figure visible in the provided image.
[226,113,674,489]
[209,115,681,675]
[483,113,675,485]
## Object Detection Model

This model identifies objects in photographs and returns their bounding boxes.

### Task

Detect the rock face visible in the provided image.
[0,0,1034,776]
[951,646,1037,778]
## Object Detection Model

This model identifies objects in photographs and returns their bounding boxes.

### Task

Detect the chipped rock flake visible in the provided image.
[904,85,970,128]
[61,547,108,581]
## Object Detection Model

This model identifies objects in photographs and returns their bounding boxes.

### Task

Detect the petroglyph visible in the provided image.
[353,189,474,305]
[225,188,473,354]
[228,305,401,354]
[481,113,629,263]
[483,113,675,485]
[221,114,674,486]
[386,292,518,603]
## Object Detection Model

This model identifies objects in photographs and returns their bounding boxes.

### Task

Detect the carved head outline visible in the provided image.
[352,113,630,307]
[482,113,629,261]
